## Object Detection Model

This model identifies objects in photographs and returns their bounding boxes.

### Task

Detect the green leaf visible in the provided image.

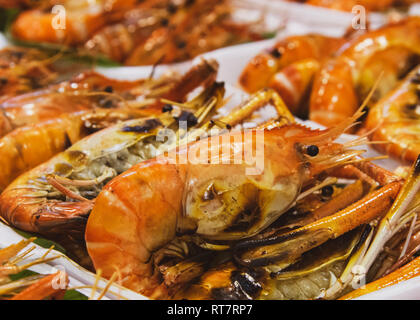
[9,269,38,281]
[12,229,67,254]
[4,34,121,67]
[261,31,277,39]
[0,8,20,32]
[63,289,89,300]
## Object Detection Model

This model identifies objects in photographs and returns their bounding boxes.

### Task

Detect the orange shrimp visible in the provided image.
[0,46,57,101]
[0,71,145,138]
[84,5,172,63]
[239,35,345,117]
[239,34,345,95]
[11,0,258,65]
[11,1,108,45]
[0,59,218,191]
[0,108,151,193]
[365,65,420,164]
[267,59,321,117]
[0,81,225,258]
[309,17,420,128]
[358,47,420,103]
[85,106,371,299]
[123,0,259,66]
[10,271,69,300]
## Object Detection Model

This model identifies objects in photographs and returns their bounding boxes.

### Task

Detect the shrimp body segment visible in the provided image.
[239,34,344,94]
[310,17,420,128]
[365,65,420,164]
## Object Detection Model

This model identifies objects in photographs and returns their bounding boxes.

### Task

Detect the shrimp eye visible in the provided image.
[269,48,282,58]
[306,145,319,157]
[321,185,334,197]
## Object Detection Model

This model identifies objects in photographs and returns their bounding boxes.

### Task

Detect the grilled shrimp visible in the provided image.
[309,17,420,128]
[0,71,144,138]
[0,81,225,239]
[10,0,111,45]
[239,34,345,94]
[0,59,218,191]
[10,0,260,65]
[239,34,345,117]
[365,65,420,164]
[84,0,194,63]
[0,238,69,300]
[88,0,260,65]
[177,229,364,300]
[84,6,172,64]
[0,46,57,100]
[85,105,370,299]
[0,83,296,270]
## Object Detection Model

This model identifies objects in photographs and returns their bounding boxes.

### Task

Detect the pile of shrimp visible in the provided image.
[0,49,416,300]
[240,16,420,164]
[0,9,419,301]
[4,0,265,65]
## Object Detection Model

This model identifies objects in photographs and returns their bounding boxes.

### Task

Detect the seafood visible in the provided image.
[0,86,292,268]
[0,81,225,262]
[365,65,420,164]
[0,237,68,300]
[325,155,420,299]
[146,155,410,300]
[84,104,384,299]
[119,0,262,66]
[11,1,109,46]
[239,34,345,116]
[309,17,420,128]
[9,271,69,300]
[0,46,57,100]
[9,0,263,65]
[340,255,420,299]
[0,59,218,191]
[0,71,143,137]
[178,229,365,300]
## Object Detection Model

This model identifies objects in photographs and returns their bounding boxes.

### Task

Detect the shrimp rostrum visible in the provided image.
[84,103,404,299]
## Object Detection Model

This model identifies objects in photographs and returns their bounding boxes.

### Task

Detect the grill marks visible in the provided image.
[211,270,263,300]
[121,119,162,133]
[404,71,420,119]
